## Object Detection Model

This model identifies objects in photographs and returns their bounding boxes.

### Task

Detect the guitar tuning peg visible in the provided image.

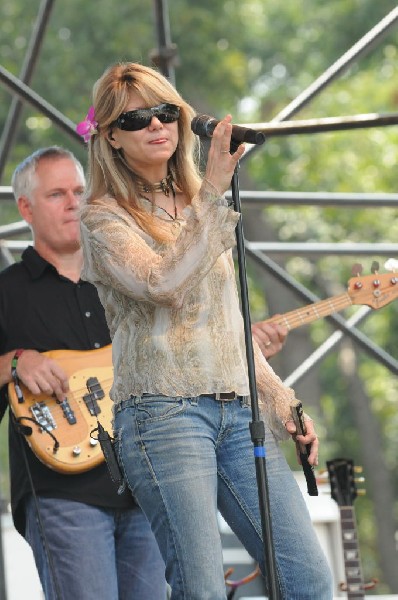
[384,258,398,272]
[356,489,366,496]
[371,260,380,274]
[353,466,363,473]
[354,476,365,484]
[351,263,363,276]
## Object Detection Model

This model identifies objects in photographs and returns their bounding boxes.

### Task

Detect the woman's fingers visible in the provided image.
[204,116,245,195]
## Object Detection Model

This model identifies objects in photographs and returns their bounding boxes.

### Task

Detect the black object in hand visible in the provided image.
[290,401,318,496]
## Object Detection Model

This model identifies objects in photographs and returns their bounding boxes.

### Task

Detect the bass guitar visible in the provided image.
[8,345,113,475]
[262,270,398,330]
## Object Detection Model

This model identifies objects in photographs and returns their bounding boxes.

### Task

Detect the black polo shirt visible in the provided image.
[0,246,135,535]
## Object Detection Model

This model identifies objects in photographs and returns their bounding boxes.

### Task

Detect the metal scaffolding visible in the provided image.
[1,3,398,598]
[0,2,397,379]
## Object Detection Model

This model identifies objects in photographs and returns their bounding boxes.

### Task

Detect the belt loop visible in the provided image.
[190,396,198,406]
[240,395,250,407]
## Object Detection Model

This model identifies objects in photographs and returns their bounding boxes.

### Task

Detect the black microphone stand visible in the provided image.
[229,138,281,600]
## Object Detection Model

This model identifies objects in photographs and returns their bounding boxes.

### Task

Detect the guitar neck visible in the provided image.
[264,291,352,331]
[340,506,365,599]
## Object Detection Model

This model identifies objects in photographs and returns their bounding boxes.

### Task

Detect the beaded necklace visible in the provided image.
[136,173,174,196]
[137,173,177,220]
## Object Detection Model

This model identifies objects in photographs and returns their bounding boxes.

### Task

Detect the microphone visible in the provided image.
[191,114,265,145]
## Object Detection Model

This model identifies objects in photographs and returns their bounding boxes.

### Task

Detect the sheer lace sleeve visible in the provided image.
[253,342,297,441]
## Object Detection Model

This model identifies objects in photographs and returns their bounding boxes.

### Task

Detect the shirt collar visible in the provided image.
[21,246,57,280]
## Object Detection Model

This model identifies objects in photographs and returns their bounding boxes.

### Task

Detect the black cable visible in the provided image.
[15,416,60,453]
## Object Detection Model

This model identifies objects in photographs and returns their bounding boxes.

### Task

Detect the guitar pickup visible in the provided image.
[30,402,57,432]
[83,377,105,416]
[57,398,77,425]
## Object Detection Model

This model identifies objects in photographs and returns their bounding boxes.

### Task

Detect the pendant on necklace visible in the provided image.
[137,173,174,197]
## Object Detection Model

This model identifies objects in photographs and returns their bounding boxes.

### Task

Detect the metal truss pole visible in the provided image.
[243,6,398,162]
[0,0,55,181]
[150,0,179,85]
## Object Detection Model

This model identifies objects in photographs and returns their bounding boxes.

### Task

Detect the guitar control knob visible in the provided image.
[72,446,81,456]
[90,438,99,447]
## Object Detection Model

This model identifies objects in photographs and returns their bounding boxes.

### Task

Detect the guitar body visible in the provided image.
[8,345,113,475]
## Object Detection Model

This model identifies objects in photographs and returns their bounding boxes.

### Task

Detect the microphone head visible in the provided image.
[191,115,216,138]
[251,131,266,145]
[191,114,265,145]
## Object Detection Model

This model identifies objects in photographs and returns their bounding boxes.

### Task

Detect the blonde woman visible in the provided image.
[79,62,333,600]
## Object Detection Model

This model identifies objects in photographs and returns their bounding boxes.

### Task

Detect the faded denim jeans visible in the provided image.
[25,495,167,600]
[114,394,333,600]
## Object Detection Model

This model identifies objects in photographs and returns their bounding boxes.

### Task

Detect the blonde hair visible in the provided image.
[85,62,202,242]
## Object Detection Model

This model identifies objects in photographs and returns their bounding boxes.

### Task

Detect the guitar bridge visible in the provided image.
[30,402,57,432]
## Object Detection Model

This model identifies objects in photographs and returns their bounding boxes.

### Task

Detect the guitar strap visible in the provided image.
[90,421,125,491]
[85,378,125,492]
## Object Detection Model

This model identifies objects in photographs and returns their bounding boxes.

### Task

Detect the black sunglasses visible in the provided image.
[113,103,180,131]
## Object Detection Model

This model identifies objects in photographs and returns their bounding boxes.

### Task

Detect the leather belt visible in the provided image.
[200,392,237,400]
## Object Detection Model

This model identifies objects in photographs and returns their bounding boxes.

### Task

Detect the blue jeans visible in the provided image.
[25,495,167,600]
[114,395,333,600]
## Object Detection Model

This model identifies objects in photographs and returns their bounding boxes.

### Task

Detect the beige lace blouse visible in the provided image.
[80,180,296,439]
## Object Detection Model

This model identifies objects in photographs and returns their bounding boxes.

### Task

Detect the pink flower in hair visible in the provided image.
[76,106,98,142]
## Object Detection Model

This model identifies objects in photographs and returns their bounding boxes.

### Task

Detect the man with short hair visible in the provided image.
[0,146,167,600]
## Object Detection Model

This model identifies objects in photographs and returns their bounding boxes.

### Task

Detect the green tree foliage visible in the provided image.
[1,0,398,592]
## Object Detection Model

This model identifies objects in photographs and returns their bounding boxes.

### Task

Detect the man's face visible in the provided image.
[19,157,85,254]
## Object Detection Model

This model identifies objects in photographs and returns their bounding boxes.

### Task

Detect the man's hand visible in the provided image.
[251,319,288,359]
[14,349,69,402]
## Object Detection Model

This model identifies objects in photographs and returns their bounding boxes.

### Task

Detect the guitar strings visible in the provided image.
[47,377,114,401]
[266,292,353,330]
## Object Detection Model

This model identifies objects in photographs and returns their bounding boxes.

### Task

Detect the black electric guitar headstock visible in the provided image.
[326,458,377,599]
[327,457,358,507]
